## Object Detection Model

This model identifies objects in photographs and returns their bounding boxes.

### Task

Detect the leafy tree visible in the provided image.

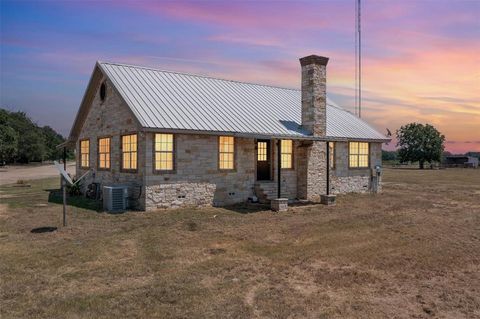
[396,123,445,169]
[0,125,18,163]
[382,150,397,161]
[0,108,70,163]
[42,126,66,160]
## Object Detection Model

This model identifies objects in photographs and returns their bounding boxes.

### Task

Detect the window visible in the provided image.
[329,142,335,169]
[281,140,293,169]
[258,141,267,161]
[349,142,369,168]
[219,136,234,169]
[122,134,137,170]
[154,133,174,171]
[80,139,90,168]
[98,137,111,169]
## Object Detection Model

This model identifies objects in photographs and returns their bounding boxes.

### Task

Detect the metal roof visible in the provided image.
[98,61,389,141]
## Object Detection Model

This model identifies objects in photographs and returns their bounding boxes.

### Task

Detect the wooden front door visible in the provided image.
[256,140,271,181]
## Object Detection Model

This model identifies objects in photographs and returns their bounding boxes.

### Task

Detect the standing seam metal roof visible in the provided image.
[98,61,389,141]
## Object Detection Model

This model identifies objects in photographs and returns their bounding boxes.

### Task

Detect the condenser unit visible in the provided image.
[103,186,129,213]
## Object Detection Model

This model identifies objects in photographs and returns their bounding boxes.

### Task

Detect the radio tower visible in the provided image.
[355,0,362,118]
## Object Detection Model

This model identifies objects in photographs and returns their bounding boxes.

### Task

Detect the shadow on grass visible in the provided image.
[221,202,271,214]
[47,189,102,212]
[31,226,57,233]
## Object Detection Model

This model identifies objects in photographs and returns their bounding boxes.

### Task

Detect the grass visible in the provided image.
[1,168,479,318]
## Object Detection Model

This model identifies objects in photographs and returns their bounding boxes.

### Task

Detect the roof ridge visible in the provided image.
[98,61,300,92]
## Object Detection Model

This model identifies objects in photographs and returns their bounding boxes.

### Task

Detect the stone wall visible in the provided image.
[273,139,298,199]
[329,141,383,194]
[145,183,216,209]
[297,140,327,201]
[144,134,256,210]
[330,175,370,194]
[76,76,146,209]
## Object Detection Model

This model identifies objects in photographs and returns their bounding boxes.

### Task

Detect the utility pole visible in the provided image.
[358,0,362,118]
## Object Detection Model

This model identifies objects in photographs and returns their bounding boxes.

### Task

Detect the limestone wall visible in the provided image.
[297,141,327,201]
[330,141,383,194]
[76,76,146,209]
[144,134,256,210]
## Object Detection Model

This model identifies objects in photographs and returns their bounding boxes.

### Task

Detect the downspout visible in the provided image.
[326,142,330,195]
[277,139,281,198]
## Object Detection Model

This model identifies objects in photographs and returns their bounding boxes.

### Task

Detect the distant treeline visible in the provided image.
[382,150,479,162]
[0,108,74,164]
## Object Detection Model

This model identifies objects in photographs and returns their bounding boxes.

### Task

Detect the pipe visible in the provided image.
[326,142,330,195]
[277,139,281,198]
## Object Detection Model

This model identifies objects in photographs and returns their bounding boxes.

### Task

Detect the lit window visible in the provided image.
[258,142,267,161]
[219,136,234,169]
[329,142,335,169]
[281,140,293,169]
[349,142,369,168]
[80,139,89,168]
[98,137,111,169]
[122,134,137,170]
[155,133,174,171]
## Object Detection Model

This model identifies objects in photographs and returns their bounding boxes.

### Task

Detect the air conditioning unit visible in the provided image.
[103,186,129,213]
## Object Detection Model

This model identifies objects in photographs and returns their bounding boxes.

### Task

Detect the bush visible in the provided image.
[66,177,82,196]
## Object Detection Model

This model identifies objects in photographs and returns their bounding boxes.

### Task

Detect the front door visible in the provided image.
[256,140,271,180]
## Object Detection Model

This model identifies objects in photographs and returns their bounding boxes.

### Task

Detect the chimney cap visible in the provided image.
[299,55,329,66]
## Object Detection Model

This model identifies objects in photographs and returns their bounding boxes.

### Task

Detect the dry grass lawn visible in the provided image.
[1,168,479,318]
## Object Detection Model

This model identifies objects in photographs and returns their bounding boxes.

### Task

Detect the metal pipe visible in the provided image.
[326,142,330,195]
[62,176,67,227]
[277,139,281,198]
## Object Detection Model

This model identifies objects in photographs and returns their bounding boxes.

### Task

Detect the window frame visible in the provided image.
[153,133,175,173]
[280,139,294,170]
[97,136,112,171]
[348,141,370,169]
[218,136,236,171]
[120,133,138,173]
[79,139,90,169]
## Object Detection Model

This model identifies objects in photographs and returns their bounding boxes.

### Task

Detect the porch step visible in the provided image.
[254,181,278,204]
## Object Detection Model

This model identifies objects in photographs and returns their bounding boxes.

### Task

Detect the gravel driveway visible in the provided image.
[0,162,76,185]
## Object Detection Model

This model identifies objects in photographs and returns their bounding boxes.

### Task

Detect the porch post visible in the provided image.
[326,142,330,195]
[277,139,281,198]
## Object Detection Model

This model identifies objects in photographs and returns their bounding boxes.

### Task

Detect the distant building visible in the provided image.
[443,156,479,168]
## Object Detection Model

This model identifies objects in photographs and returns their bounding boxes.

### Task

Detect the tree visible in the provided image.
[42,126,66,160]
[0,125,18,163]
[0,108,70,163]
[396,123,445,169]
[382,150,397,161]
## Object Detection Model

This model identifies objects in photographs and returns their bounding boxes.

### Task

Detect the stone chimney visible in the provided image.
[300,55,329,137]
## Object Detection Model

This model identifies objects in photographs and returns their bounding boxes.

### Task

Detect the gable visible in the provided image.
[67,63,142,145]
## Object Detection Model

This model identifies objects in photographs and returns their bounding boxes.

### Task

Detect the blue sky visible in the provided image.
[1,0,479,153]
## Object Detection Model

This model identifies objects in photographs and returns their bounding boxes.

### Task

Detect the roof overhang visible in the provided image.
[142,127,391,143]
[56,139,76,149]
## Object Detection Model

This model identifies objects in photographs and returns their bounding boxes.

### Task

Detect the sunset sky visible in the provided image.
[1,0,479,153]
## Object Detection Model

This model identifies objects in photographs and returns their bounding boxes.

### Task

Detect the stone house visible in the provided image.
[65,55,390,210]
